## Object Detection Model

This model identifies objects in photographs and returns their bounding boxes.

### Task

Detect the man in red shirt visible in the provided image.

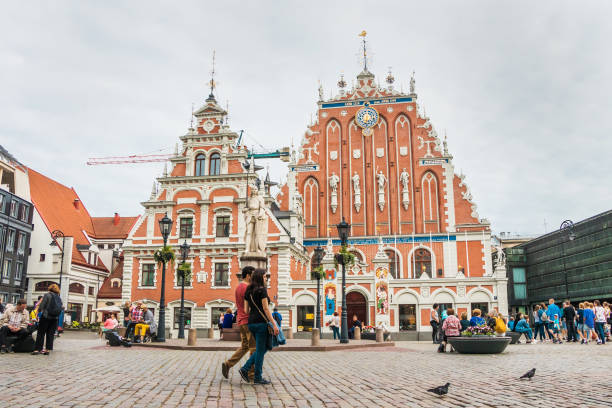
[222,266,255,379]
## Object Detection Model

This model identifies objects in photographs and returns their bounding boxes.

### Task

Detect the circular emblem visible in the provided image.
[355,103,379,134]
[202,120,215,132]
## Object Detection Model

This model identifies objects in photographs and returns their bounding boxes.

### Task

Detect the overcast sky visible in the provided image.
[2,1,611,237]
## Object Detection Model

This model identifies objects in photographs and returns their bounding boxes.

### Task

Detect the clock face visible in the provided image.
[355,105,379,129]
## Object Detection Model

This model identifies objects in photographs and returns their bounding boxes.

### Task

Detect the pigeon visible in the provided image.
[520,368,536,380]
[427,383,450,397]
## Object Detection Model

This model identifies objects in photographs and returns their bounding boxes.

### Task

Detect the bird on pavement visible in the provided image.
[520,368,536,380]
[427,383,450,397]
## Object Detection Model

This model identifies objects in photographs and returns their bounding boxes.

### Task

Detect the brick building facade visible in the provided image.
[123,59,508,339]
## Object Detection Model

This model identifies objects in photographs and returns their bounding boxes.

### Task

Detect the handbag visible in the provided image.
[250,294,285,350]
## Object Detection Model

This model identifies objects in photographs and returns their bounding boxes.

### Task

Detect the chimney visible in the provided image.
[113,212,120,226]
[73,199,80,209]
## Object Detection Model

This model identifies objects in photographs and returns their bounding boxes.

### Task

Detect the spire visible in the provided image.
[443,130,449,156]
[410,70,416,94]
[386,67,395,90]
[150,181,157,199]
[163,162,168,177]
[359,30,368,71]
[206,50,217,102]
[189,103,194,131]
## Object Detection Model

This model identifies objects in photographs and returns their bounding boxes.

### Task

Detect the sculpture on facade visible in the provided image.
[352,172,361,213]
[376,170,386,211]
[243,186,268,255]
[495,245,506,269]
[400,168,410,210]
[329,172,340,213]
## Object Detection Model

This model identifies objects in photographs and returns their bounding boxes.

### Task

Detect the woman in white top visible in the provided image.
[329,312,340,340]
[593,300,607,344]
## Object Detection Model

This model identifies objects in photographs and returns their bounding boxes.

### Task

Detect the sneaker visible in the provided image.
[0,347,6,354]
[253,378,271,385]
[7,345,14,353]
[238,368,250,383]
[221,362,229,379]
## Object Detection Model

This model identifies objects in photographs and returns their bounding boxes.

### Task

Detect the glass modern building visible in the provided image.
[503,210,612,315]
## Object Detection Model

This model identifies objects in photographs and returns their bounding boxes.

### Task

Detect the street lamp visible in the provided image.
[312,245,325,330]
[156,212,173,342]
[178,240,190,339]
[560,220,576,298]
[50,230,66,290]
[335,217,350,344]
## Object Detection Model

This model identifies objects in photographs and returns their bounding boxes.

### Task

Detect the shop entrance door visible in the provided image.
[346,292,367,326]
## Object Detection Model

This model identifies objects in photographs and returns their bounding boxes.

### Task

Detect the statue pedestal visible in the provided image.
[240,252,268,270]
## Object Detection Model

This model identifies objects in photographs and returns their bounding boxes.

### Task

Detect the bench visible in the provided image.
[221,327,241,341]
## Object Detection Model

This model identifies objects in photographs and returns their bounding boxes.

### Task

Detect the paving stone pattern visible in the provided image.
[1,332,611,407]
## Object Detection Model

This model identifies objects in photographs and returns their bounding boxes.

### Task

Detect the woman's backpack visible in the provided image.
[45,293,63,318]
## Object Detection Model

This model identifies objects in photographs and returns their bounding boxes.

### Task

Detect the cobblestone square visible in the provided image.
[1,332,611,408]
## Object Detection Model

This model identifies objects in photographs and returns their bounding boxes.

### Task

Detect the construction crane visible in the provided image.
[86,153,174,165]
[86,146,291,166]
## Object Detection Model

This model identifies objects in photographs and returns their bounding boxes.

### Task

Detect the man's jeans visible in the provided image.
[595,322,606,343]
[241,323,269,382]
[125,321,137,339]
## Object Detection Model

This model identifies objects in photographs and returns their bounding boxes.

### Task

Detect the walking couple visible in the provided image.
[220,266,280,385]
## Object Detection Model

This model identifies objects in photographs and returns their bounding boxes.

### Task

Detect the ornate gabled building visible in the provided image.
[277,62,507,338]
[122,93,309,338]
[122,42,508,339]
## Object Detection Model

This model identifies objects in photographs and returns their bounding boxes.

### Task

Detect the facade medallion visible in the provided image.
[355,102,379,137]
[202,120,215,133]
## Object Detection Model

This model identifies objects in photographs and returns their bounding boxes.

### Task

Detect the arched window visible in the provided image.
[421,172,440,232]
[385,250,400,279]
[35,281,58,292]
[194,154,205,176]
[413,248,432,278]
[209,153,221,175]
[69,282,85,294]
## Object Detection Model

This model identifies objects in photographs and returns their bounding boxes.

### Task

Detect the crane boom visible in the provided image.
[86,153,174,165]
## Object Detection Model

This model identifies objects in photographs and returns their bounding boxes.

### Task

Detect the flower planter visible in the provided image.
[448,336,511,354]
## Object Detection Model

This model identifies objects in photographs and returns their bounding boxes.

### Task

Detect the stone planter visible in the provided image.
[361,332,376,340]
[448,336,511,354]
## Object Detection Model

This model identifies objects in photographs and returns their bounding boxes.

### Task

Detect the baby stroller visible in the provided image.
[105,331,132,347]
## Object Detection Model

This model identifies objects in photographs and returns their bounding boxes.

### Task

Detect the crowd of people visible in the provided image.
[431,297,611,352]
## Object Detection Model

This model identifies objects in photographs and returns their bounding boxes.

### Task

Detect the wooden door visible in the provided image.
[346,292,367,325]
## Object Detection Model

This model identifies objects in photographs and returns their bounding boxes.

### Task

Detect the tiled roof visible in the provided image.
[91,216,138,239]
[97,256,123,299]
[27,167,96,265]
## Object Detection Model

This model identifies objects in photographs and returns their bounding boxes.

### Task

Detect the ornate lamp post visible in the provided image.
[156,212,173,342]
[178,240,190,339]
[560,220,576,298]
[50,230,66,290]
[335,217,351,344]
[312,245,325,330]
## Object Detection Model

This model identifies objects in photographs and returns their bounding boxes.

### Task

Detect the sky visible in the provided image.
[1,1,611,237]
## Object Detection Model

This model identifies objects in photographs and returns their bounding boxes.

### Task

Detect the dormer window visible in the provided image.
[195,154,206,176]
[209,153,221,175]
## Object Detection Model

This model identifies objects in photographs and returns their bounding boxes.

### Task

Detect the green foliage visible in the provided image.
[178,262,192,284]
[333,245,355,269]
[154,245,176,265]
[310,265,325,280]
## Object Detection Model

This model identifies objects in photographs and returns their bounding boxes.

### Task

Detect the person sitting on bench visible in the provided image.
[0,299,30,353]
[134,305,156,343]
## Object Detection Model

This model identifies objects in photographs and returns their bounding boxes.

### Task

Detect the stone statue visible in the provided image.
[495,245,506,268]
[329,172,340,193]
[243,187,268,254]
[352,172,360,194]
[377,171,386,192]
[410,71,415,94]
[400,168,410,191]
[318,81,324,101]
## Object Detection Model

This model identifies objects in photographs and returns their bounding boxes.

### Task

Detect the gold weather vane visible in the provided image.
[358,30,368,71]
